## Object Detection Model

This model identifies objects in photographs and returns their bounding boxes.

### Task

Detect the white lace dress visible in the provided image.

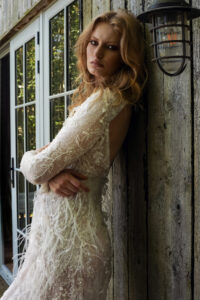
[1,89,126,300]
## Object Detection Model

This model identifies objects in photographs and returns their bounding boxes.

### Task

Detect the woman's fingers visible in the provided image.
[48,170,90,196]
[49,180,76,197]
[69,176,89,192]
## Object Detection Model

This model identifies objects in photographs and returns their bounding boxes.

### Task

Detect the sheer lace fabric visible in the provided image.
[1,89,126,300]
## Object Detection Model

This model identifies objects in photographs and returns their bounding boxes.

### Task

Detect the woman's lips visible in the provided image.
[90,60,104,68]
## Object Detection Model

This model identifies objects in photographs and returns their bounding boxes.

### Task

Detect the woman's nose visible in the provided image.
[95,46,104,59]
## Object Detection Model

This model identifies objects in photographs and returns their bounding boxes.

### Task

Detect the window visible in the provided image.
[10,0,82,275]
[44,0,82,141]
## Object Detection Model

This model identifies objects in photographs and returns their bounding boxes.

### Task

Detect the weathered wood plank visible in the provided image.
[111,0,125,10]
[0,0,42,38]
[127,0,143,16]
[124,1,147,299]
[127,107,147,300]
[83,0,92,28]
[92,0,110,17]
[10,0,19,33]
[0,0,56,47]
[193,1,200,299]
[146,0,192,298]
[112,150,128,300]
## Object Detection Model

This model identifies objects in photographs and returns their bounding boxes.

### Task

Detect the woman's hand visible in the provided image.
[48,169,90,197]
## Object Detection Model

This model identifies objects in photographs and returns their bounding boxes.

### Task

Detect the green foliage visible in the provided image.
[26,38,35,103]
[16,108,24,168]
[50,97,65,140]
[50,10,65,95]
[68,0,81,90]
[16,47,24,105]
[26,105,36,151]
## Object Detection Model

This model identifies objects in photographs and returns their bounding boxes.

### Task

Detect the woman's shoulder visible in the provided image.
[67,88,127,122]
[90,88,126,108]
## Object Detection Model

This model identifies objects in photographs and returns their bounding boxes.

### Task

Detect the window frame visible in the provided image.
[10,17,40,276]
[9,0,82,277]
[43,0,82,143]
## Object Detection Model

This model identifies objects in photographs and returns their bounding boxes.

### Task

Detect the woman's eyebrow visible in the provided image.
[90,35,98,40]
[90,35,119,44]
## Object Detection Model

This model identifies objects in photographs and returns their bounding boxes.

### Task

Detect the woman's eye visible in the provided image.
[90,40,97,46]
[107,45,118,50]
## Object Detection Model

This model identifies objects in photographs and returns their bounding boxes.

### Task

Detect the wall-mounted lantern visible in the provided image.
[138,0,200,76]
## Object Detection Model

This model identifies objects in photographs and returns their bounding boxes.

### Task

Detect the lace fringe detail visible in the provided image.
[2,179,111,300]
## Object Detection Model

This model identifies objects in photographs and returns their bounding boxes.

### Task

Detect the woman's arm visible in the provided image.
[20,90,125,185]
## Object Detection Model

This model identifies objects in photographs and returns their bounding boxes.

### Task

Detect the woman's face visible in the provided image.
[86,22,123,80]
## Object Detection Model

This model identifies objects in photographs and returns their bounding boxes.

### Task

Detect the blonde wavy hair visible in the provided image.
[69,10,147,112]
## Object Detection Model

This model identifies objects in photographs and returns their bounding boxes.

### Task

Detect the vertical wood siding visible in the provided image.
[92,0,110,17]
[81,0,200,299]
[83,0,92,27]
[111,0,125,10]
[0,0,40,39]
[145,0,192,298]
[112,151,128,300]
[193,0,200,299]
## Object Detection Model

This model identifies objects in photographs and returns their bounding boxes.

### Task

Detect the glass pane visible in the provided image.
[26,105,36,151]
[156,26,183,44]
[15,47,24,105]
[155,12,187,26]
[66,94,72,116]
[25,38,35,103]
[50,97,65,140]
[157,42,190,58]
[68,0,81,90]
[50,10,65,95]
[27,182,36,225]
[16,108,24,168]
[17,172,26,230]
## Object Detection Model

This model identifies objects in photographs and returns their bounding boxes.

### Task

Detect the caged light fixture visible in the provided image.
[138,0,200,76]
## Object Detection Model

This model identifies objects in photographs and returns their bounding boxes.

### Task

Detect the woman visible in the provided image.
[1,10,146,300]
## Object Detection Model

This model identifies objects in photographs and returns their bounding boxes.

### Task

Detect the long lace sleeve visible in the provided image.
[20,89,125,185]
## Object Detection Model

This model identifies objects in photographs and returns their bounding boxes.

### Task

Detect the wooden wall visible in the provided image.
[0,0,57,45]
[118,0,200,299]
[145,0,192,299]
[193,0,200,299]
[0,0,40,39]
[87,0,200,299]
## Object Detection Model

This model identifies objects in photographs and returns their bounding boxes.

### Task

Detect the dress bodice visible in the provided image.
[20,88,126,185]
